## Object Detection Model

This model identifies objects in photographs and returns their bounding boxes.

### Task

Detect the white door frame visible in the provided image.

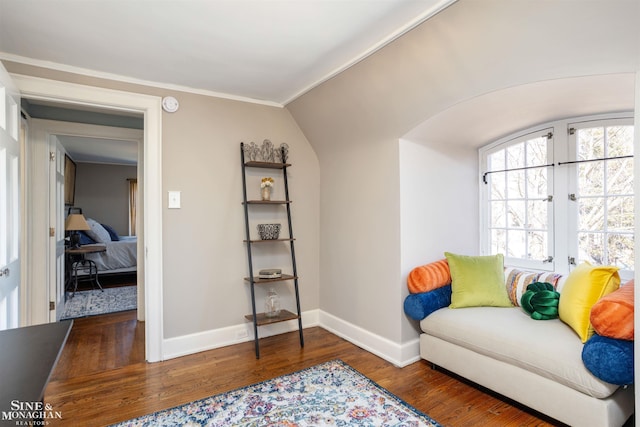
[28,119,144,322]
[13,74,164,362]
[0,63,21,330]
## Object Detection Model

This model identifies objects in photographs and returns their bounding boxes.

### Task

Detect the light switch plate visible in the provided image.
[168,191,181,209]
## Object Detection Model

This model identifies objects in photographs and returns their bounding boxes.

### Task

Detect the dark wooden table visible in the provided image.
[0,320,73,425]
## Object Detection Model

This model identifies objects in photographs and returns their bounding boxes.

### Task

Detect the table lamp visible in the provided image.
[65,213,90,248]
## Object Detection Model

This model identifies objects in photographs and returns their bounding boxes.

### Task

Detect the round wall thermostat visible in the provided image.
[162,96,179,113]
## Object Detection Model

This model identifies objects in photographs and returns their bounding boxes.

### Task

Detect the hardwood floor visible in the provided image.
[46,311,569,426]
[73,272,137,291]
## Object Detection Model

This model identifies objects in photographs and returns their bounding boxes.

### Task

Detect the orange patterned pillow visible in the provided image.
[590,279,634,340]
[407,259,451,294]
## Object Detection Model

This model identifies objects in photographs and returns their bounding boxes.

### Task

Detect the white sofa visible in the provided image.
[419,305,634,426]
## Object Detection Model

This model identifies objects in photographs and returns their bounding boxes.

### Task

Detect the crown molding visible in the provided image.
[0,52,284,108]
[1,0,457,108]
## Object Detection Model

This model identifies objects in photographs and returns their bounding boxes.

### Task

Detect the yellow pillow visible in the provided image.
[558,263,620,343]
[445,252,512,308]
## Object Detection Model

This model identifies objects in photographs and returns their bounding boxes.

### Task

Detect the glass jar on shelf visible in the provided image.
[264,288,281,317]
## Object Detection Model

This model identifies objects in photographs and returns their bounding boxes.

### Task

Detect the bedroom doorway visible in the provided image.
[15,74,164,363]
[33,116,143,321]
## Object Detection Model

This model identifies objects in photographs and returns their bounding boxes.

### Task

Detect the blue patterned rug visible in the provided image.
[60,286,137,320]
[110,359,440,426]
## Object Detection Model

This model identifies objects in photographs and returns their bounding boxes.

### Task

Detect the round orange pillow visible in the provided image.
[590,279,634,340]
[407,259,451,294]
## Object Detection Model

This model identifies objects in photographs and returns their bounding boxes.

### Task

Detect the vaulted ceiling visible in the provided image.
[1,0,637,162]
[0,0,456,106]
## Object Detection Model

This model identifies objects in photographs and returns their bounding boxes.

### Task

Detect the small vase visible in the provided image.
[265,288,281,318]
[261,186,271,201]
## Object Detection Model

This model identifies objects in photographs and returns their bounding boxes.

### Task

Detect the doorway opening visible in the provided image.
[15,74,164,362]
[23,102,144,320]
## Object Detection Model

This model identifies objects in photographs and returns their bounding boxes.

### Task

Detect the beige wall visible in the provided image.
[74,163,137,236]
[4,0,639,364]
[286,0,639,349]
[159,91,320,338]
[5,60,320,340]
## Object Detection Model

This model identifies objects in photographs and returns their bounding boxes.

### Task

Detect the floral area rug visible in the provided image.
[110,359,441,427]
[60,285,136,320]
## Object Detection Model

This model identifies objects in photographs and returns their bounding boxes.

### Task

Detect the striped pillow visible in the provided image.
[504,267,564,307]
[407,259,451,294]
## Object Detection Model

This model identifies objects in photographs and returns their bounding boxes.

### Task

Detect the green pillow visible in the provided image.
[520,282,560,320]
[445,252,512,308]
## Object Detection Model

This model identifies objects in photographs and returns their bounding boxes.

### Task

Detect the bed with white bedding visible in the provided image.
[77,218,137,275]
[84,236,137,274]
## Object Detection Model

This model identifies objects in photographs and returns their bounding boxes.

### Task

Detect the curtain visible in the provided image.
[128,179,137,236]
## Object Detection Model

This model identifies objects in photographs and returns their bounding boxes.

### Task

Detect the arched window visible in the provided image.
[480,114,634,280]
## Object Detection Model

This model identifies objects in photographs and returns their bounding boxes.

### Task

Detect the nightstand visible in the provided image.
[65,244,106,298]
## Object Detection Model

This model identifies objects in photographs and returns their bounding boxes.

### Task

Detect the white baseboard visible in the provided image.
[163,309,320,360]
[319,311,420,367]
[162,309,421,367]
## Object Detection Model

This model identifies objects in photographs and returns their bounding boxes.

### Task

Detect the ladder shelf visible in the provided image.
[240,141,304,358]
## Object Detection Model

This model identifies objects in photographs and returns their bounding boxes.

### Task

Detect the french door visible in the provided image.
[0,63,21,330]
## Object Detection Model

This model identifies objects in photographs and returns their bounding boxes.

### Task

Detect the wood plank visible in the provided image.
[244,309,299,326]
[244,238,295,243]
[244,161,290,169]
[45,310,595,426]
[243,200,291,205]
[243,274,297,284]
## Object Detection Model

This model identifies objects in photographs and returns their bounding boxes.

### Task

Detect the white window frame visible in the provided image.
[480,127,555,272]
[479,113,634,276]
[567,117,635,281]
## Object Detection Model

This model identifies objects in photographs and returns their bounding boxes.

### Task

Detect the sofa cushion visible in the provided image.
[559,263,620,343]
[407,259,451,294]
[504,267,564,307]
[520,282,560,320]
[590,280,634,341]
[445,252,512,308]
[403,285,451,321]
[582,334,634,385]
[420,306,619,398]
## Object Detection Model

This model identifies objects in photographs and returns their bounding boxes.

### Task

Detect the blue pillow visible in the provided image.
[78,231,96,245]
[404,285,452,321]
[101,223,120,241]
[582,334,634,385]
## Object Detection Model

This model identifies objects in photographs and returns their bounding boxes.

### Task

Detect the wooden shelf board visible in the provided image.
[244,238,295,243]
[243,200,291,205]
[245,309,299,326]
[244,274,297,283]
[244,161,291,169]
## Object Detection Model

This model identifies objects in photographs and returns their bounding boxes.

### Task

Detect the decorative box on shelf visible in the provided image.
[257,223,281,240]
[259,269,282,279]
